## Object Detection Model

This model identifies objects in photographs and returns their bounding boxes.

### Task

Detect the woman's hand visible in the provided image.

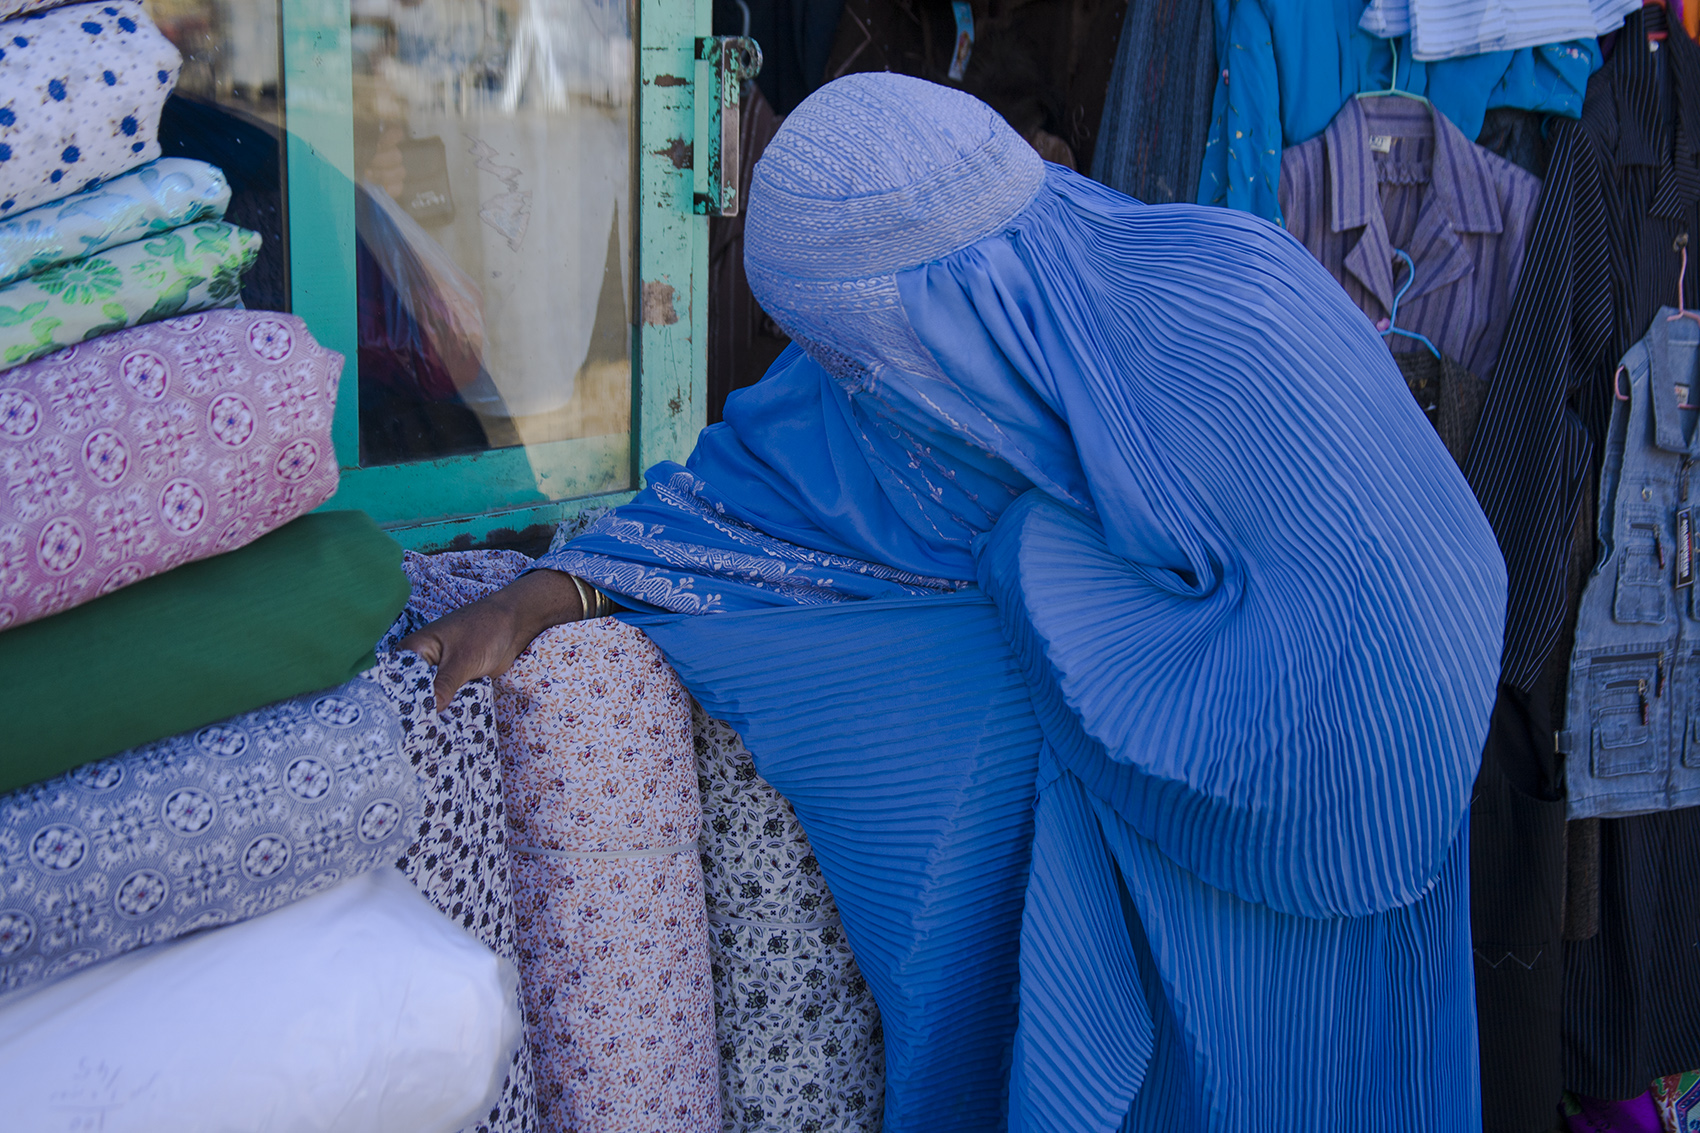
[398,569,586,711]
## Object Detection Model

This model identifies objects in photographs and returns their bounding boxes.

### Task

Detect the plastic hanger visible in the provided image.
[1379,248,1442,359]
[1357,38,1434,108]
[1668,233,1700,408]
[1668,233,1700,328]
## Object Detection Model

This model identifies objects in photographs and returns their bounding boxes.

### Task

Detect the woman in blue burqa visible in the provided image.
[404,73,1505,1131]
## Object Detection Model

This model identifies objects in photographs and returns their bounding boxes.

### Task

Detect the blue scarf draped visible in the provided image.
[538,74,1503,1131]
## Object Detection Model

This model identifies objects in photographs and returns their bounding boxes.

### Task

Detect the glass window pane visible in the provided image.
[350,0,634,469]
[144,0,289,311]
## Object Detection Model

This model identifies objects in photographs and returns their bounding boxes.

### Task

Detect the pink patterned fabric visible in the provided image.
[497,619,718,1133]
[0,310,341,630]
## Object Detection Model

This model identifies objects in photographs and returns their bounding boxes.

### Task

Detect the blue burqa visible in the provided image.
[537,73,1505,1132]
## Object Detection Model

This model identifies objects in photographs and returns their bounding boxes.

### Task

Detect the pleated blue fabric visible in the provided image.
[638,594,1040,1129]
[545,73,1506,1131]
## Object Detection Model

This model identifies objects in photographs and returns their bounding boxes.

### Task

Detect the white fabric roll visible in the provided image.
[0,867,522,1133]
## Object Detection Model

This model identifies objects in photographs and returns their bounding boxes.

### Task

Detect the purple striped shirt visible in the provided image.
[1278,96,1542,381]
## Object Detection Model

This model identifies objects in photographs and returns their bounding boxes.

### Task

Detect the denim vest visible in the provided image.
[1559,311,1700,818]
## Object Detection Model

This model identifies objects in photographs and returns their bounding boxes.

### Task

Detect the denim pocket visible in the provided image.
[1683,714,1700,770]
[1614,516,1670,626]
[1590,655,1663,778]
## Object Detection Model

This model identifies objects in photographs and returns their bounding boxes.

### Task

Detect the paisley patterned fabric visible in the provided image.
[0,1,180,216]
[0,658,422,1000]
[495,617,719,1133]
[376,647,541,1133]
[0,220,258,372]
[0,157,229,287]
[695,709,884,1133]
[0,308,340,631]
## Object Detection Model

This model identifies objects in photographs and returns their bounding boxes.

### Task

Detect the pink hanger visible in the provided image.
[1649,0,1672,43]
[1668,233,1700,327]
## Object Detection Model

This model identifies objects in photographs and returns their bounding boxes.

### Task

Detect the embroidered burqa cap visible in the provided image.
[744,73,1045,388]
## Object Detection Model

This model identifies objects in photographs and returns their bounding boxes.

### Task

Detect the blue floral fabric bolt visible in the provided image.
[0,0,180,217]
[0,658,422,998]
[0,157,228,287]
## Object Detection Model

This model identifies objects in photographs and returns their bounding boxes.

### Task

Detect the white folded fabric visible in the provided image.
[0,868,522,1133]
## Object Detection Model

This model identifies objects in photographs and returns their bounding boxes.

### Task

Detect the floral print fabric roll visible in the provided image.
[0,658,423,1000]
[375,647,541,1133]
[0,1,180,216]
[0,220,258,372]
[496,617,718,1133]
[694,710,885,1133]
[0,308,340,631]
[0,158,230,287]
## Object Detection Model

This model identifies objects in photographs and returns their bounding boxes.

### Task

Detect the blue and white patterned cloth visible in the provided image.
[0,659,421,998]
[0,0,180,216]
[545,73,1506,1131]
[0,157,228,286]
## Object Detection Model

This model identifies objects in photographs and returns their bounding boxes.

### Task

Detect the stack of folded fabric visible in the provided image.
[0,2,258,369]
[0,7,532,1127]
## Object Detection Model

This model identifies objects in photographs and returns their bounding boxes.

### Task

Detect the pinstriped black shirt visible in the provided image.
[1466,8,1700,690]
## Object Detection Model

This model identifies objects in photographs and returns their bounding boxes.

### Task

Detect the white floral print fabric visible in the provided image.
[0,309,340,631]
[374,646,541,1133]
[0,219,258,372]
[0,658,422,999]
[0,157,229,287]
[497,618,719,1133]
[695,709,885,1133]
[0,1,180,216]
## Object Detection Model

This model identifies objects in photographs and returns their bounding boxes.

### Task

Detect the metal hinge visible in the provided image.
[694,36,763,217]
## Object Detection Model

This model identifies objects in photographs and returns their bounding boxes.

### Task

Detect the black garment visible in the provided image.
[1089,0,1215,204]
[820,0,1127,172]
[1394,352,1488,466]
[1465,11,1700,1121]
[714,0,845,116]
[1466,8,1700,692]
[707,86,790,422]
[1566,812,1700,1097]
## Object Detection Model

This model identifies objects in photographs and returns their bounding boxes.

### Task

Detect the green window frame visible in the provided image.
[278,0,709,550]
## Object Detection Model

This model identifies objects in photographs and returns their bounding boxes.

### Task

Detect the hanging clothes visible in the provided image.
[820,0,1128,174]
[1395,352,1489,463]
[1089,0,1217,204]
[1468,6,1700,690]
[544,73,1504,1130]
[1557,311,1700,821]
[1200,0,1599,222]
[1358,0,1639,61]
[1279,95,1541,381]
[1464,7,1700,1113]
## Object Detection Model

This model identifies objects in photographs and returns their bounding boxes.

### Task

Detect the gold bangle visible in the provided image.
[568,574,611,620]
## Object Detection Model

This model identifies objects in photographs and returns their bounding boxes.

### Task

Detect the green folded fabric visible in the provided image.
[0,220,260,372]
[0,510,409,793]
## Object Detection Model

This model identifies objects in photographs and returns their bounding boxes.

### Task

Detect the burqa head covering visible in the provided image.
[731,72,1506,923]
[744,73,1044,386]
